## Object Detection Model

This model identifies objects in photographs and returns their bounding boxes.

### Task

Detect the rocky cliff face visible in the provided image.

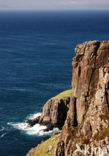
[56,41,109,156]
[39,96,70,129]
[27,90,72,131]
[27,41,109,156]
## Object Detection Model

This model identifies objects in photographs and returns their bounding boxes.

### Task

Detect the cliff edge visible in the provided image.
[27,41,109,156]
[27,89,72,131]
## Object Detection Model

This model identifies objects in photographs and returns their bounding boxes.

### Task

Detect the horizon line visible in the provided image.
[0,9,109,12]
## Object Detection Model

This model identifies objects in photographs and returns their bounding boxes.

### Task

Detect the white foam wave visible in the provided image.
[7,122,59,136]
[8,122,49,136]
[25,124,47,136]
[0,126,5,131]
[27,112,41,120]
[1,133,6,138]
[7,112,59,136]
[7,122,29,130]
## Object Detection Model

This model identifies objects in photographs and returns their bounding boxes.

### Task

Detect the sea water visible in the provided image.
[0,11,109,156]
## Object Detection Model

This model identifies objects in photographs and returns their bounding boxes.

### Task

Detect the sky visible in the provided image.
[0,0,109,11]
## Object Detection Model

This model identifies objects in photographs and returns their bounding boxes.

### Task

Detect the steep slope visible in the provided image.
[27,90,72,130]
[27,133,60,156]
[27,41,109,156]
[39,89,72,129]
[56,41,109,156]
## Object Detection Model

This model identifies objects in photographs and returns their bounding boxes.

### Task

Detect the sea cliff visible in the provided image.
[26,89,72,131]
[27,41,109,156]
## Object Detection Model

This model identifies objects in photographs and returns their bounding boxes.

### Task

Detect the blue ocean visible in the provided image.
[0,11,109,156]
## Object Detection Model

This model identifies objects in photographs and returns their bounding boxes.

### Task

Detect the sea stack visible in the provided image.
[27,41,109,156]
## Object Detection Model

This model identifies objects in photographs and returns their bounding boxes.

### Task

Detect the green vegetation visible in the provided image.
[52,89,72,101]
[100,41,109,42]
[34,135,59,156]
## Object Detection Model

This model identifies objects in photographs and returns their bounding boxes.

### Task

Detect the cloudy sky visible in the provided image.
[0,0,109,11]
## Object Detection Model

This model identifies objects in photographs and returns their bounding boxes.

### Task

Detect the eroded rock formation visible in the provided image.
[27,41,109,156]
[27,90,72,131]
[56,41,109,156]
[39,97,70,129]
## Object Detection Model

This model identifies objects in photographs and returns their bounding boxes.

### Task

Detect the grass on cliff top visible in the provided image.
[34,135,59,156]
[100,41,109,42]
[52,89,72,101]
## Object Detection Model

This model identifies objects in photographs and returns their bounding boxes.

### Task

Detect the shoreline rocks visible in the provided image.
[26,90,72,131]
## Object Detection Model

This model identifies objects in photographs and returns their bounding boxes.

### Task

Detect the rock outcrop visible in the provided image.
[27,90,72,131]
[27,41,109,156]
[56,41,109,156]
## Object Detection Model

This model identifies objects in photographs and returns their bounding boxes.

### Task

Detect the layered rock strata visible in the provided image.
[56,41,109,156]
[27,41,109,156]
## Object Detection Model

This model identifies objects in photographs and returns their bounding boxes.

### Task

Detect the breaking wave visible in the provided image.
[26,112,41,120]
[7,113,59,136]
